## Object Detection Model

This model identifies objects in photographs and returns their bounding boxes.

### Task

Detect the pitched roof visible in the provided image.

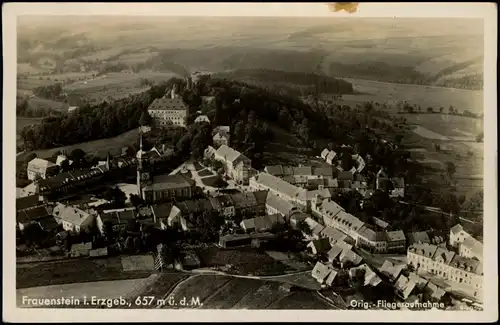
[386,230,406,242]
[326,151,337,162]
[148,97,187,111]
[52,203,94,226]
[308,238,332,253]
[230,192,257,209]
[266,193,296,215]
[325,269,338,286]
[334,240,353,253]
[407,231,431,245]
[395,275,416,300]
[450,254,482,274]
[331,210,364,232]
[143,173,195,191]
[340,249,363,266]
[289,212,309,224]
[372,216,390,229]
[253,190,268,206]
[450,224,464,235]
[357,225,385,242]
[338,171,354,181]
[292,166,312,176]
[37,216,60,231]
[28,157,56,169]
[17,206,52,224]
[213,195,234,207]
[151,204,173,219]
[100,209,136,225]
[461,236,483,257]
[408,272,429,290]
[320,149,330,159]
[194,115,210,123]
[433,247,455,264]
[16,195,42,211]
[264,165,284,176]
[327,245,344,261]
[313,167,334,177]
[38,167,107,192]
[425,282,446,300]
[320,227,347,243]
[252,173,307,200]
[380,260,405,280]
[311,262,332,282]
[215,145,248,164]
[408,243,438,258]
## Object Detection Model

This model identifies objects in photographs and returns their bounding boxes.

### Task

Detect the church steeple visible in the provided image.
[136,129,151,200]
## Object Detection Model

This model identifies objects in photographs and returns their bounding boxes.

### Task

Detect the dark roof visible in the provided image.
[143,174,195,191]
[265,165,284,176]
[38,168,107,192]
[253,190,269,206]
[313,167,334,177]
[16,195,42,211]
[214,195,234,207]
[100,209,136,225]
[337,171,354,181]
[17,206,51,224]
[148,97,188,111]
[230,192,258,209]
[37,216,60,231]
[151,204,173,219]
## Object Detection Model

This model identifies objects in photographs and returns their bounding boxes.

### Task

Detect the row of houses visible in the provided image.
[320,148,366,174]
[310,194,407,254]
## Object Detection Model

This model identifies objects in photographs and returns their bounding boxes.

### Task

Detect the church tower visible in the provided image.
[136,131,151,200]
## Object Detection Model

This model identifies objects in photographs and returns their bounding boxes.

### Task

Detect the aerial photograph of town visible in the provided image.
[13,8,488,315]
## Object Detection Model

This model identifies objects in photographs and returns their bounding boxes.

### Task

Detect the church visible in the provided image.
[136,133,195,204]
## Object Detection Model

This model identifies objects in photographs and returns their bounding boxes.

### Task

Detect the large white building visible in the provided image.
[450,224,483,261]
[147,88,188,127]
[407,243,483,299]
[249,172,308,211]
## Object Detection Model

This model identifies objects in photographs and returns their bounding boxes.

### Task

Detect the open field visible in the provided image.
[340,78,483,114]
[196,247,293,276]
[401,113,482,138]
[16,128,141,163]
[16,257,153,289]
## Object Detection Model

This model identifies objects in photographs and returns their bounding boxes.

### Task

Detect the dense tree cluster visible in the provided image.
[32,83,64,101]
[19,80,181,150]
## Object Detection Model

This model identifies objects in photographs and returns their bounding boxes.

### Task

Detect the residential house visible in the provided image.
[147,96,188,127]
[214,145,253,185]
[265,193,299,220]
[150,204,174,230]
[355,225,387,253]
[37,215,60,232]
[349,264,382,287]
[408,272,429,291]
[386,230,406,253]
[394,275,417,300]
[407,243,483,292]
[52,203,96,233]
[449,224,469,247]
[230,192,261,217]
[17,182,38,198]
[340,249,363,268]
[166,199,211,231]
[380,260,406,282]
[16,195,45,212]
[424,282,446,301]
[311,262,340,287]
[327,245,344,264]
[27,158,59,181]
[210,195,235,218]
[407,231,431,246]
[69,242,92,257]
[141,174,195,203]
[38,167,109,198]
[289,212,309,228]
[320,148,330,160]
[459,236,483,261]
[304,217,325,239]
[240,214,285,233]
[249,173,308,211]
[96,208,137,235]
[307,238,332,255]
[17,206,53,231]
[320,226,347,245]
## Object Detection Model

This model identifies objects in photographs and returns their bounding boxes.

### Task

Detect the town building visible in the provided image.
[27,158,59,180]
[380,260,406,283]
[96,208,137,235]
[240,214,285,233]
[449,224,483,261]
[16,195,45,212]
[386,230,407,253]
[52,203,96,233]
[194,115,210,123]
[407,231,431,246]
[230,192,262,217]
[140,173,195,203]
[210,195,235,218]
[17,206,54,231]
[265,193,299,220]
[311,262,341,287]
[213,145,254,185]
[407,243,483,297]
[147,91,188,127]
[249,173,308,211]
[307,238,332,255]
